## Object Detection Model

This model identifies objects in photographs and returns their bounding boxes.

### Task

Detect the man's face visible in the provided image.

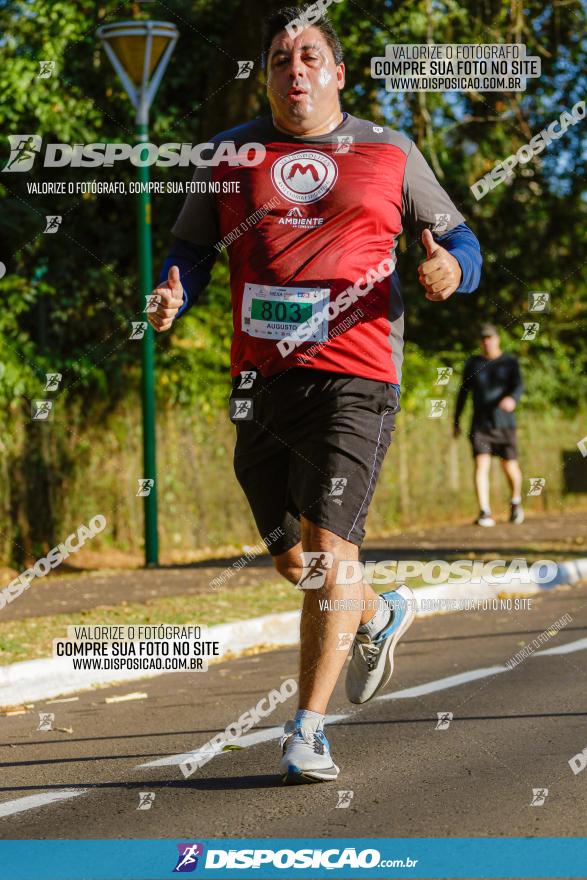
[266,25,345,132]
[480,333,500,358]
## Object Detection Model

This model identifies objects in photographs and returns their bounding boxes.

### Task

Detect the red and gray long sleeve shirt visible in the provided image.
[163,112,482,384]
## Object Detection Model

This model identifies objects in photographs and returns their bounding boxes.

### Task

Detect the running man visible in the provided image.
[454,323,524,527]
[149,5,482,783]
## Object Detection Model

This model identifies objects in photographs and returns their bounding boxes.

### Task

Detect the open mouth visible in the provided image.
[287,87,308,100]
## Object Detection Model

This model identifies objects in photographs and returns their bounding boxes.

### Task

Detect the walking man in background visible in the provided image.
[454,324,524,527]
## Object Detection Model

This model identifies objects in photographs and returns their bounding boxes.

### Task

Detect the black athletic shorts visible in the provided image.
[470,427,518,460]
[230,368,399,556]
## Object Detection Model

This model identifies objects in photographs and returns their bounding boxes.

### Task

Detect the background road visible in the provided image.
[2,510,584,621]
[1,579,586,839]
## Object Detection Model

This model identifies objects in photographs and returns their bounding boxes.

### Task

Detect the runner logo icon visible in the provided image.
[173,843,204,872]
[297,551,334,589]
[271,150,338,204]
[37,712,54,731]
[530,788,548,806]
[528,292,550,312]
[335,135,354,153]
[522,321,539,340]
[238,370,256,389]
[45,373,62,391]
[31,400,53,421]
[230,399,253,421]
[435,367,453,385]
[527,477,546,496]
[336,790,354,808]
[137,792,156,810]
[428,399,447,418]
[328,477,348,504]
[435,712,453,730]
[2,135,42,172]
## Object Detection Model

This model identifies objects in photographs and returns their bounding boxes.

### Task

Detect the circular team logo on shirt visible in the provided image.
[271,150,338,204]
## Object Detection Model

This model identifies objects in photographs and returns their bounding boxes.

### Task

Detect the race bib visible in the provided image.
[241,283,330,342]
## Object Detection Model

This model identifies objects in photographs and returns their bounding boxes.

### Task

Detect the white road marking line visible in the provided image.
[141,714,349,768]
[378,666,508,700]
[534,636,587,656]
[0,789,86,819]
[141,725,285,768]
[141,637,587,770]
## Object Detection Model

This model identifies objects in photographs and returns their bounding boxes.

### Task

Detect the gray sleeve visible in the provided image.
[401,141,466,239]
[171,165,220,247]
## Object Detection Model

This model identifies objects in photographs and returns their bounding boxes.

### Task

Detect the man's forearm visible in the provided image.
[510,367,524,403]
[437,223,483,293]
[454,387,468,426]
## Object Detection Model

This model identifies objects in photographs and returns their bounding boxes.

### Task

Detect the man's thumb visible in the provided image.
[422,228,438,259]
[167,265,181,290]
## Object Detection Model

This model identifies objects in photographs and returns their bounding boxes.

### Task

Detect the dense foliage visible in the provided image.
[0,0,585,420]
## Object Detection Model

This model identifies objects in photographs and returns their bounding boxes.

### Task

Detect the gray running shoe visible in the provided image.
[345,585,416,705]
[279,719,339,785]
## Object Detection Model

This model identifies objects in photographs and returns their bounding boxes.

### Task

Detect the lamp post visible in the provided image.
[97,20,178,566]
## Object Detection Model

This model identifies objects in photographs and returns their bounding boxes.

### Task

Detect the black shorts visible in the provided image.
[470,427,518,460]
[230,368,399,556]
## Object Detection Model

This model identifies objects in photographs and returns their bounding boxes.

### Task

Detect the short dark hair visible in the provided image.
[261,4,344,71]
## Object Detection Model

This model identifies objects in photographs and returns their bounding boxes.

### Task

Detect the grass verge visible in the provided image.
[0,551,571,666]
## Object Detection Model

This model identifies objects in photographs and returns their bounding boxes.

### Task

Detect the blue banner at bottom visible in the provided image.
[0,838,586,879]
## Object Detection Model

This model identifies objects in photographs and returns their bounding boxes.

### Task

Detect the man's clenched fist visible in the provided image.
[498,395,517,413]
[147,265,184,332]
[418,228,462,301]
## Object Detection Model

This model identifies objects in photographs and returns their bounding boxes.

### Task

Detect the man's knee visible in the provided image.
[298,520,362,592]
[273,546,302,584]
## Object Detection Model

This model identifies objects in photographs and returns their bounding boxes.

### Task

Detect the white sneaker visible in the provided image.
[345,585,416,705]
[475,511,496,527]
[279,719,339,785]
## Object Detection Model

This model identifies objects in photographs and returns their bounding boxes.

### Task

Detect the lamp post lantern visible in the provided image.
[97,19,178,566]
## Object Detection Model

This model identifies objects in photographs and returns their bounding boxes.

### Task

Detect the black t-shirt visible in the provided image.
[455,352,524,431]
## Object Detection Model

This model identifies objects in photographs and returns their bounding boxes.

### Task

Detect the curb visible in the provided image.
[0,611,301,709]
[1,558,586,708]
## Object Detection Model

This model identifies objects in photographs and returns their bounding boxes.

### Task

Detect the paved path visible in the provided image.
[1,580,585,839]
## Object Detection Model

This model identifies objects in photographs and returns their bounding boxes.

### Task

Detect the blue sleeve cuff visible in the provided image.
[158,238,217,318]
[436,222,483,294]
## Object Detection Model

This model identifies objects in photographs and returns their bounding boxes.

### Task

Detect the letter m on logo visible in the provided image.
[287,163,319,181]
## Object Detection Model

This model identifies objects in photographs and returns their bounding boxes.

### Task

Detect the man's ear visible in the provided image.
[337,62,345,90]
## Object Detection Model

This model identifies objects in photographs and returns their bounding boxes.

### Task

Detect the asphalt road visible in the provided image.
[1,581,586,842]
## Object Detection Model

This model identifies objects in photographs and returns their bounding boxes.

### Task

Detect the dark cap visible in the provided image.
[480,322,498,337]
